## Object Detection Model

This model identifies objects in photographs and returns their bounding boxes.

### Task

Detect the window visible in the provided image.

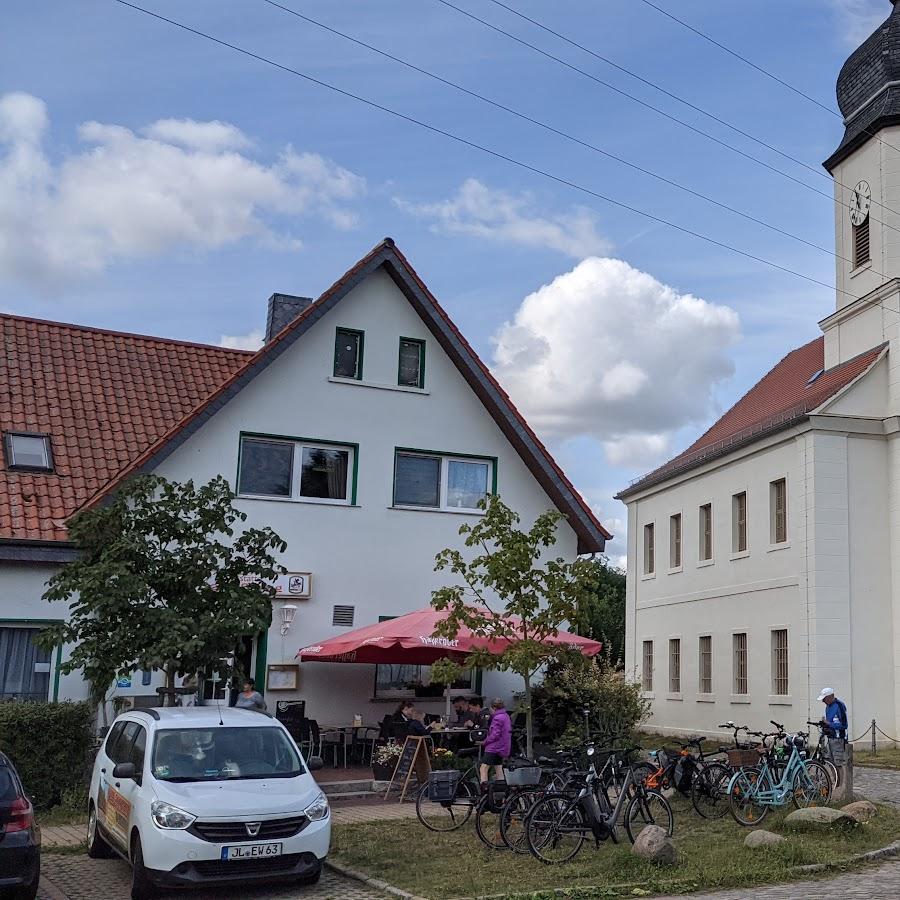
[642,641,653,692]
[771,629,789,695]
[853,217,870,269]
[398,338,425,388]
[732,492,747,553]
[393,451,492,511]
[643,523,655,575]
[332,605,355,627]
[771,479,787,544]
[4,433,53,472]
[669,639,681,693]
[0,627,52,701]
[669,514,682,569]
[374,663,473,699]
[333,328,364,379]
[733,633,748,695]
[699,503,713,561]
[238,436,353,504]
[698,636,712,694]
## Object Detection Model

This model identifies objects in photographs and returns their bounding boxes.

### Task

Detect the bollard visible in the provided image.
[833,743,854,805]
[872,718,877,756]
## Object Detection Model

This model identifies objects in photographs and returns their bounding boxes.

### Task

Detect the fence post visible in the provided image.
[833,743,854,805]
[872,718,877,756]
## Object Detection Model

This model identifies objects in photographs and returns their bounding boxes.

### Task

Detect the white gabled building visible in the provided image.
[0,239,609,724]
[619,3,900,741]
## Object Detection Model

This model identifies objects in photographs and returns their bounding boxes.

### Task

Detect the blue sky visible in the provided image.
[1,0,888,562]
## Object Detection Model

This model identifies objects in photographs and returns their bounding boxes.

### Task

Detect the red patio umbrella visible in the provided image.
[297,605,602,664]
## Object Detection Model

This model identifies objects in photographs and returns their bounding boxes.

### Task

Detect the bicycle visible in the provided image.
[807,719,842,790]
[727,724,832,826]
[415,761,481,831]
[525,746,674,864]
[689,722,751,820]
[474,758,545,850]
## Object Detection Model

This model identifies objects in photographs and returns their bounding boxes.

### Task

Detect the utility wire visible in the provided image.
[436,0,900,240]
[111,0,857,300]
[257,0,854,267]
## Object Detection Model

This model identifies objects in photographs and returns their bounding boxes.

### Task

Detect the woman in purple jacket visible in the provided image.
[480,698,512,785]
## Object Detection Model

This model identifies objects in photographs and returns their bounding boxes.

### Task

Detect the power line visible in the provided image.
[110,0,856,300]
[257,0,885,278]
[437,0,900,242]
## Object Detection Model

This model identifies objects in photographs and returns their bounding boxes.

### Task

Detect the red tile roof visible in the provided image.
[0,315,250,542]
[618,336,886,498]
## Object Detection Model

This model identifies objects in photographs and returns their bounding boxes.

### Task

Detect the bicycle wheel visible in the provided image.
[823,758,841,790]
[629,761,657,789]
[415,779,476,831]
[624,789,674,843]
[728,767,769,827]
[792,761,832,808]
[525,795,587,864]
[691,762,731,819]
[475,789,509,850]
[500,788,542,854]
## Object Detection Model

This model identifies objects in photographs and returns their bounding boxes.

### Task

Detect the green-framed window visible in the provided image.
[334,328,364,380]
[398,338,426,388]
[237,433,359,505]
[392,448,496,512]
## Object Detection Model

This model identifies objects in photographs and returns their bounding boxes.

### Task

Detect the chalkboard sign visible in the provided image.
[384,736,432,802]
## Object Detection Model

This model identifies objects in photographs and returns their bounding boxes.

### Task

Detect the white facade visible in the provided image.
[0,249,599,727]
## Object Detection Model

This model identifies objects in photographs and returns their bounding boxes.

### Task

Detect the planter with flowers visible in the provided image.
[373,742,403,780]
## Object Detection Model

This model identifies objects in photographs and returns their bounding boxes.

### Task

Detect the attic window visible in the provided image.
[4,433,53,472]
[806,369,824,387]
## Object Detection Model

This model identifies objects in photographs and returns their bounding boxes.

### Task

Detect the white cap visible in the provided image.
[817,687,835,702]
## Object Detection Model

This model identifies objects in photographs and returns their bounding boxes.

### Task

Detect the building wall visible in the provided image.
[149,267,579,724]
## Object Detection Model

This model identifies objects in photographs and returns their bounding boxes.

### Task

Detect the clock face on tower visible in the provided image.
[849,180,871,226]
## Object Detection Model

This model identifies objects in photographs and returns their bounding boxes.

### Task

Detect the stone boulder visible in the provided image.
[841,800,878,823]
[744,829,786,848]
[631,825,677,865]
[784,806,858,831]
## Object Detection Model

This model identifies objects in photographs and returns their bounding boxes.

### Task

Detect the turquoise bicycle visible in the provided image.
[727,722,832,826]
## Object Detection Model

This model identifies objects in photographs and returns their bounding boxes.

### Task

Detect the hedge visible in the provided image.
[0,701,94,808]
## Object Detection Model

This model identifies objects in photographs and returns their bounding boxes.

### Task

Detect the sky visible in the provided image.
[1,0,890,565]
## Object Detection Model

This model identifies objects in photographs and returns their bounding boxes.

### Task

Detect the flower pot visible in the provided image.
[373,762,395,780]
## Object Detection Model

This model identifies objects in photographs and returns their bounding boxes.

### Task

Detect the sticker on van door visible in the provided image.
[98,780,132,844]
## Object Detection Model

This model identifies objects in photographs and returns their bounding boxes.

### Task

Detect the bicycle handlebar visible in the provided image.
[770,719,784,730]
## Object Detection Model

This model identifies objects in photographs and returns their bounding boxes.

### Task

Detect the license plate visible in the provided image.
[222,842,283,860]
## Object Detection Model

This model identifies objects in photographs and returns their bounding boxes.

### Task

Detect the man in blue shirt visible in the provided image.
[817,687,848,764]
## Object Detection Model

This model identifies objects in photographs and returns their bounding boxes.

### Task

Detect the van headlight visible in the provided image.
[303,792,329,822]
[151,800,196,830]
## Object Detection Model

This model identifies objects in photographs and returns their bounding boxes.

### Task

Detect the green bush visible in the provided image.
[0,701,94,808]
[532,654,650,747]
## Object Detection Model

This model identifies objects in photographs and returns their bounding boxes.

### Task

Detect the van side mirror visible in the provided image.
[113,762,136,781]
[307,756,324,772]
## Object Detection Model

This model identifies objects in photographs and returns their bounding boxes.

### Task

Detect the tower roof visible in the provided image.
[825,1,900,170]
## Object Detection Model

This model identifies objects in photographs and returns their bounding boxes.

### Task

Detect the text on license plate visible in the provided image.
[222,842,283,860]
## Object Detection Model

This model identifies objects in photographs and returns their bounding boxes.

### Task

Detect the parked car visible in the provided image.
[0,751,40,900]
[87,706,329,899]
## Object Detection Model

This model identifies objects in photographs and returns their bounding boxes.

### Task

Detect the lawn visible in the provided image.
[331,799,900,900]
[856,747,900,769]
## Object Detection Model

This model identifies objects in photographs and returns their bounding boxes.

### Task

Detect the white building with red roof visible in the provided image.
[0,239,609,720]
[618,4,900,739]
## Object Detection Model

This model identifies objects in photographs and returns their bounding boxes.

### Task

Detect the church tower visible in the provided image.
[823,1,900,366]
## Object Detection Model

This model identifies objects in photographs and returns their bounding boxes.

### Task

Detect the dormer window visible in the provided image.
[333,328,364,380]
[4,432,53,472]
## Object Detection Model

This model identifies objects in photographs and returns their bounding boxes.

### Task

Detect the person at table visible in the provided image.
[480,698,512,786]
[234,678,266,712]
[466,696,489,729]
[451,696,472,726]
[392,700,416,723]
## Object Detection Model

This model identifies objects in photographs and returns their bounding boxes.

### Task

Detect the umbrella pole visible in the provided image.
[445,685,452,721]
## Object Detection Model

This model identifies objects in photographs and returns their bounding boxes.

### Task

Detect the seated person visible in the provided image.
[466,696,489,729]
[392,700,416,723]
[451,696,471,726]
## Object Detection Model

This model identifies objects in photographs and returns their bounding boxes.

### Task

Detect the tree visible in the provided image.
[430,494,597,758]
[576,558,626,667]
[38,475,287,707]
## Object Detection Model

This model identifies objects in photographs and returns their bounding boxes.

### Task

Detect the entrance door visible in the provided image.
[199,635,255,703]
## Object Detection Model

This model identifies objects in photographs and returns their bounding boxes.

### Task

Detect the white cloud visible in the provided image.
[0,93,366,289]
[218,329,264,351]
[492,257,740,466]
[829,1,886,46]
[395,178,610,258]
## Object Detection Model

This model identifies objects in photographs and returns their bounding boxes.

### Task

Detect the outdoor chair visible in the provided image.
[317,721,347,768]
[296,718,321,760]
[352,726,380,765]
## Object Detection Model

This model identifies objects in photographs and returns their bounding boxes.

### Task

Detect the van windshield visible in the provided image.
[151,727,305,782]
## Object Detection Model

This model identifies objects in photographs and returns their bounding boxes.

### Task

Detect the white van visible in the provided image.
[87,707,330,899]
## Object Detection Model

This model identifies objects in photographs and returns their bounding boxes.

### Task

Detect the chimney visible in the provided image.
[265,293,313,342]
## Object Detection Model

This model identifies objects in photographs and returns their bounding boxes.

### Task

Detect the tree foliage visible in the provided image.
[430,494,598,757]
[38,475,287,704]
[575,557,626,667]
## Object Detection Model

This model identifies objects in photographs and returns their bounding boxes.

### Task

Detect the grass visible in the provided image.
[330,798,900,900]
[856,747,900,769]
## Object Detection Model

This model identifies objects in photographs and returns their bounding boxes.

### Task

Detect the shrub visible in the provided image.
[531,654,650,746]
[0,701,94,808]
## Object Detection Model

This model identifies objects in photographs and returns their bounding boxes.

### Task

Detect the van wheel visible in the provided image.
[296,862,322,885]
[86,802,113,859]
[130,834,159,900]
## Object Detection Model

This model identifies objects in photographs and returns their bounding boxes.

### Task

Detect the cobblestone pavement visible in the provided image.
[856,766,900,806]
[37,854,386,900]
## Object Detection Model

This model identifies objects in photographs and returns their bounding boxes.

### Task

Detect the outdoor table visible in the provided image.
[320,725,378,768]
[432,727,475,751]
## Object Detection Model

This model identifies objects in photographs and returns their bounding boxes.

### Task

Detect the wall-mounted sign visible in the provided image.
[115,675,132,689]
[275,572,312,599]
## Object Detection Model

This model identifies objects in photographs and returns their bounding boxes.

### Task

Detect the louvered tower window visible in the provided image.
[853,218,870,268]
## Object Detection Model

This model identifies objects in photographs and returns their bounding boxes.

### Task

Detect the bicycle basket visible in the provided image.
[503,765,541,786]
[726,748,760,768]
[427,769,460,801]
